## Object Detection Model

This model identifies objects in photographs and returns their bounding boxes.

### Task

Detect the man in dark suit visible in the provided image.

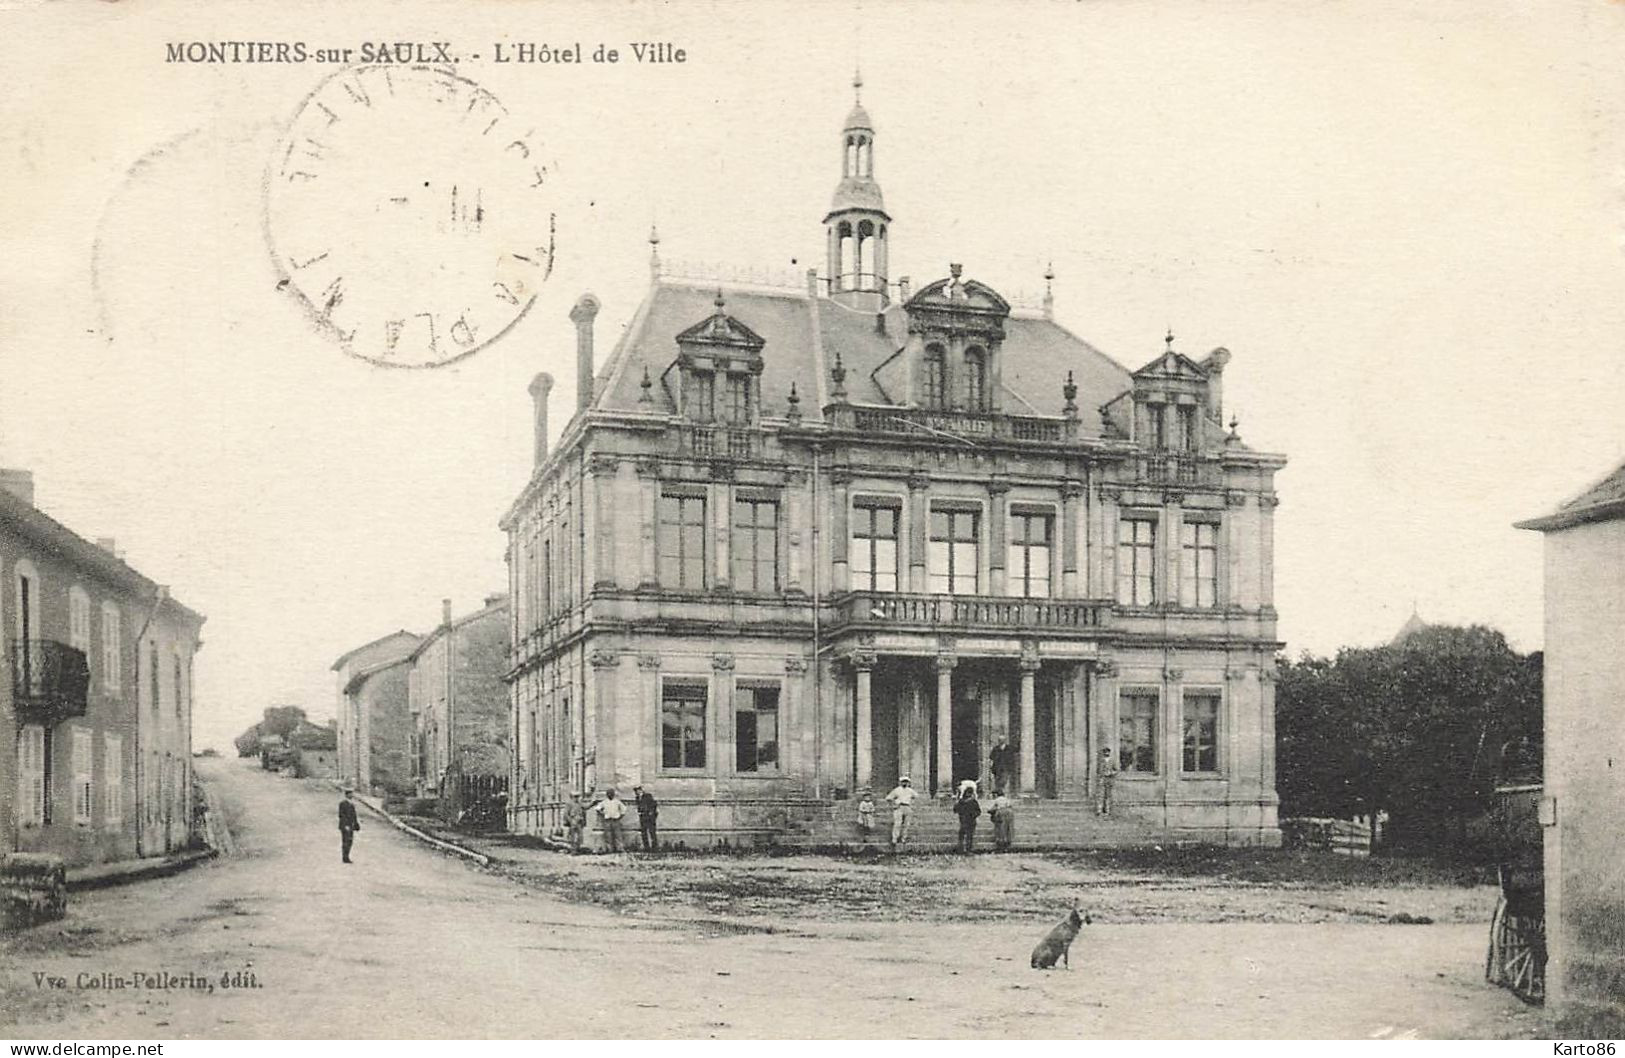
[339,787,361,863]
[634,785,659,850]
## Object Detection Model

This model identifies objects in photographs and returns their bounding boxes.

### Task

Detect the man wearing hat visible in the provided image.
[338,786,361,863]
[884,776,919,847]
[634,784,660,850]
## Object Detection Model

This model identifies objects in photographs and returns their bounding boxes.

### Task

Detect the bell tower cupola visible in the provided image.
[824,71,891,311]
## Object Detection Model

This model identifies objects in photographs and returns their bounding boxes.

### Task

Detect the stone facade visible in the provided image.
[332,630,420,797]
[502,86,1285,847]
[1,472,205,868]
[408,596,511,809]
[1517,462,1625,1035]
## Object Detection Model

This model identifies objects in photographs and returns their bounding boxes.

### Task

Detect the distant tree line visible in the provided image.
[1276,624,1542,854]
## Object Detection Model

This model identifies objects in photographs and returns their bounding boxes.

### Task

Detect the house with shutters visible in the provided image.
[1,469,205,866]
[501,80,1287,847]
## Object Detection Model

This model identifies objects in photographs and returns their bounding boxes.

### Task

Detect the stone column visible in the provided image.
[590,650,620,789]
[636,652,661,783]
[636,459,659,588]
[853,649,876,790]
[712,653,735,777]
[935,653,955,795]
[712,477,731,591]
[908,472,929,592]
[1019,647,1039,797]
[988,478,1009,596]
[830,469,851,594]
[1061,481,1083,597]
[783,655,808,779]
[1261,495,1279,610]
[785,469,806,594]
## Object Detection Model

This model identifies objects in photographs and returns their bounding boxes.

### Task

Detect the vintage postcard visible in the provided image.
[1,0,1621,1044]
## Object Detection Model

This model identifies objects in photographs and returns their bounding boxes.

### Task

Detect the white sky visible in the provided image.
[2,0,1622,752]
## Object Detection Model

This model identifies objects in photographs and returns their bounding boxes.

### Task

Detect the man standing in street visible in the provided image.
[338,787,360,864]
[1097,746,1119,816]
[595,788,628,852]
[562,794,587,853]
[884,776,918,848]
[634,785,659,851]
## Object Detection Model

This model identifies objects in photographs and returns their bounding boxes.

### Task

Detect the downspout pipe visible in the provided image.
[132,585,169,858]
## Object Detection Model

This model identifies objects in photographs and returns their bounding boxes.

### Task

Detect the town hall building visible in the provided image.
[501,82,1287,847]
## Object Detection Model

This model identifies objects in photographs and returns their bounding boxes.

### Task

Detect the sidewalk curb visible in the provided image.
[66,848,218,892]
[328,781,492,868]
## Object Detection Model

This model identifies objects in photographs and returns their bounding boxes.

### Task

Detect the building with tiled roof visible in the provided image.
[501,82,1287,848]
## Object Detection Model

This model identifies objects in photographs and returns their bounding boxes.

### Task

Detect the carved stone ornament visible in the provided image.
[1226,489,1249,508]
[634,457,662,480]
[636,652,662,670]
[852,649,879,670]
[784,655,809,674]
[935,653,958,672]
[588,649,620,669]
[588,453,620,476]
[712,653,736,671]
[1094,660,1119,679]
[1163,666,1183,682]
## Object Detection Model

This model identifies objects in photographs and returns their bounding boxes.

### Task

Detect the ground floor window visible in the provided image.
[72,727,94,824]
[735,685,780,773]
[17,725,47,826]
[1119,691,1158,773]
[1182,692,1220,773]
[661,683,708,770]
[103,733,123,828]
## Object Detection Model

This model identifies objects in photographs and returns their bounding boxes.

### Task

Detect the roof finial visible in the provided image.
[830,350,848,402]
[1042,261,1055,320]
[715,288,726,312]
[786,380,802,424]
[639,365,654,403]
[1165,328,1176,351]
[648,223,661,278]
[1226,413,1240,441]
[854,66,863,104]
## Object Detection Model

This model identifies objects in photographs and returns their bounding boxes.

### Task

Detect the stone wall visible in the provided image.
[1,853,67,930]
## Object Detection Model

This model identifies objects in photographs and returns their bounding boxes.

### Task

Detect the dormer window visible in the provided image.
[964,347,988,411]
[686,369,715,421]
[674,292,766,428]
[1177,404,1197,452]
[924,345,946,409]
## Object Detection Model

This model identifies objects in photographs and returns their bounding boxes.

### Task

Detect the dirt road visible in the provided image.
[1,759,1542,1039]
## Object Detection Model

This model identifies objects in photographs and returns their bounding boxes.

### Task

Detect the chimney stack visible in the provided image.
[0,468,35,506]
[441,598,453,627]
[1204,347,1231,421]
[528,372,555,467]
[898,276,911,300]
[569,294,602,412]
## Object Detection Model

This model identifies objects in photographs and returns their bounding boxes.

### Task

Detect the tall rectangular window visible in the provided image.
[928,508,979,595]
[101,604,121,691]
[735,685,780,773]
[103,733,123,828]
[149,642,161,716]
[1145,403,1166,448]
[851,501,900,592]
[725,375,750,424]
[72,727,94,824]
[1008,511,1053,598]
[924,348,946,409]
[731,498,779,592]
[1177,404,1198,452]
[687,370,715,421]
[964,349,988,410]
[17,724,46,826]
[69,589,91,653]
[658,493,707,590]
[174,655,185,717]
[1117,517,1157,605]
[1183,693,1220,773]
[1119,692,1159,773]
[661,683,707,770]
[1179,521,1219,608]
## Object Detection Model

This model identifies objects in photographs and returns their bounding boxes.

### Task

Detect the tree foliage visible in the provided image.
[1276,624,1541,850]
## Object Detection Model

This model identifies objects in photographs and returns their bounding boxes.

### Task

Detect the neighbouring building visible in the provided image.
[288,719,338,779]
[332,630,420,797]
[408,595,510,819]
[1,469,206,866]
[502,82,1286,847]
[1516,460,1625,1035]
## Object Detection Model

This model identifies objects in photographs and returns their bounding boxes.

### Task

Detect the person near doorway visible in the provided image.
[595,788,628,851]
[989,737,1014,794]
[1097,747,1119,816]
[989,788,1015,850]
[634,785,659,850]
[562,794,587,852]
[338,787,361,864]
[885,776,918,847]
[954,784,982,852]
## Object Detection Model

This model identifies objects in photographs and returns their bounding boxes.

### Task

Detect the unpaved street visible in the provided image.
[2,760,1543,1039]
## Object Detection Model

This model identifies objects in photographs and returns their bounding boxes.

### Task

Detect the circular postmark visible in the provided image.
[266,64,555,368]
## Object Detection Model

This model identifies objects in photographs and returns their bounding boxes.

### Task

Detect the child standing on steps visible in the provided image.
[856,789,876,842]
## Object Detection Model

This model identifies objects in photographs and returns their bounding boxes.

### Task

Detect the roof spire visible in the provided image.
[853,66,863,104]
[648,223,661,278]
[1042,261,1055,320]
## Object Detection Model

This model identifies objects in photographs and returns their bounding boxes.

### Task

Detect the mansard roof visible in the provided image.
[593,279,1132,436]
[1516,457,1625,532]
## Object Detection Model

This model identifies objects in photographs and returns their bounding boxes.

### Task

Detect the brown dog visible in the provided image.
[1030,908,1090,969]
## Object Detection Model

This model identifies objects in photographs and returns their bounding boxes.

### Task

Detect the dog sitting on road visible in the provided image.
[1030,908,1091,969]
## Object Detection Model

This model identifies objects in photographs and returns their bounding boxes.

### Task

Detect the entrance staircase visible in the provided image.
[778,796,1164,851]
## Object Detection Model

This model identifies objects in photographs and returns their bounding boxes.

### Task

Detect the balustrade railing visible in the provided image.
[835,405,1071,444]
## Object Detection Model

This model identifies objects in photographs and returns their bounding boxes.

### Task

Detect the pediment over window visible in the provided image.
[1133,349,1209,381]
[676,295,767,357]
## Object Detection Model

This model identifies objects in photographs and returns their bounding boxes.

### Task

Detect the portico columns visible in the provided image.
[853,650,876,790]
[935,653,955,795]
[1019,647,1039,797]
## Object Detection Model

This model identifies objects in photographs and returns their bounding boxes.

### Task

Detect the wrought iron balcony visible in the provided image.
[683,424,758,459]
[10,639,90,724]
[1137,451,1220,486]
[833,405,1073,444]
[829,591,1108,635]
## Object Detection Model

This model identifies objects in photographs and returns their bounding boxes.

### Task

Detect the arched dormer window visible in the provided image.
[964,346,988,411]
[923,344,947,409]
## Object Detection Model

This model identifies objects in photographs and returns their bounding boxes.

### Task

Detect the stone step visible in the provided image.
[787,798,1160,848]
